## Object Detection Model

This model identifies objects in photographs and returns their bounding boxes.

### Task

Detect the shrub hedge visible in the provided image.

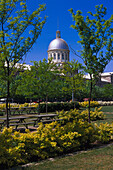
[0,102,79,115]
[39,101,80,113]
[0,120,97,168]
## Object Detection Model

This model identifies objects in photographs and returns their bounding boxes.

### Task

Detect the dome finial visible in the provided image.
[56,30,61,38]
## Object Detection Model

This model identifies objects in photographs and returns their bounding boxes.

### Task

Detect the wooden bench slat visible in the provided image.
[9,120,20,123]
[10,122,35,126]
[29,119,37,121]
[42,119,62,124]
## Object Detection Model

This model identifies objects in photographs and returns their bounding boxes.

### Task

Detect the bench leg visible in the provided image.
[0,125,2,130]
[15,125,18,130]
[25,124,28,129]
[33,122,36,127]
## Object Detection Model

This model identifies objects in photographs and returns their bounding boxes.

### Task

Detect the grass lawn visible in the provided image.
[19,144,113,170]
[80,105,113,124]
[80,105,113,112]
[101,105,113,112]
[93,105,113,124]
[94,112,113,124]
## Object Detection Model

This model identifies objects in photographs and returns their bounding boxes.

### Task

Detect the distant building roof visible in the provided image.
[48,30,69,51]
[101,72,113,76]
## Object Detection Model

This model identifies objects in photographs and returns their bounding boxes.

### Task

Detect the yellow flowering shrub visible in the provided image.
[30,103,39,107]
[81,107,105,121]
[56,109,82,124]
[79,101,99,108]
[0,109,111,168]
[57,107,105,123]
[0,103,39,110]
[0,104,6,110]
[0,118,97,168]
[0,103,39,113]
[1,121,113,168]
[0,127,24,168]
[95,123,113,143]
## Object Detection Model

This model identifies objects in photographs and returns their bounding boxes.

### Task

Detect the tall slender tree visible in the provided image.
[69,4,113,122]
[32,58,59,113]
[62,60,84,103]
[0,0,46,127]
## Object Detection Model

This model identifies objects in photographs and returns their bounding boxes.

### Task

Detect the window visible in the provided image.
[62,53,64,60]
[50,53,52,58]
[65,53,67,60]
[54,53,56,59]
[58,53,60,60]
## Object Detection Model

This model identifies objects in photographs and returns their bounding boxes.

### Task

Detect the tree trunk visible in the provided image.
[72,89,74,102]
[72,89,76,109]
[88,74,93,123]
[38,98,40,115]
[46,95,48,114]
[6,61,10,128]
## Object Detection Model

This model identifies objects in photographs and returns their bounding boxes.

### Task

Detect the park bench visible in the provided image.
[0,107,39,116]
[10,122,36,129]
[9,118,63,129]
[0,121,4,129]
[0,113,61,130]
[41,118,63,124]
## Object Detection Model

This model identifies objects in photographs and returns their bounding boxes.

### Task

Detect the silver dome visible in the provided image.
[48,38,69,51]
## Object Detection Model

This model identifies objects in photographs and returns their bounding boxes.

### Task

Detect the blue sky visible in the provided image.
[25,0,113,72]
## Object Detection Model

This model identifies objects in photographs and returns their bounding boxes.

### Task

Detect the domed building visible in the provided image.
[47,30,70,66]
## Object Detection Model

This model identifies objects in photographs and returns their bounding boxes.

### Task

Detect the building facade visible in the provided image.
[84,72,113,86]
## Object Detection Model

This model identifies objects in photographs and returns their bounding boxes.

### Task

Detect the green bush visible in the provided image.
[0,102,79,114]
[39,102,79,113]
[0,112,3,116]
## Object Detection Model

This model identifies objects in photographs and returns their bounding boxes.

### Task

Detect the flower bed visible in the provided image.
[79,101,99,108]
[0,108,113,168]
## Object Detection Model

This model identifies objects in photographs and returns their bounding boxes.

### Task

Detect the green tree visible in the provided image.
[103,84,113,100]
[62,60,84,103]
[0,0,46,127]
[17,58,60,113]
[81,80,105,101]
[69,4,113,122]
[16,69,37,101]
[33,58,59,113]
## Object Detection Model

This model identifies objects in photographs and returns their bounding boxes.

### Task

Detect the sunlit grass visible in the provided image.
[92,106,113,125]
[21,144,113,170]
[101,105,113,112]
